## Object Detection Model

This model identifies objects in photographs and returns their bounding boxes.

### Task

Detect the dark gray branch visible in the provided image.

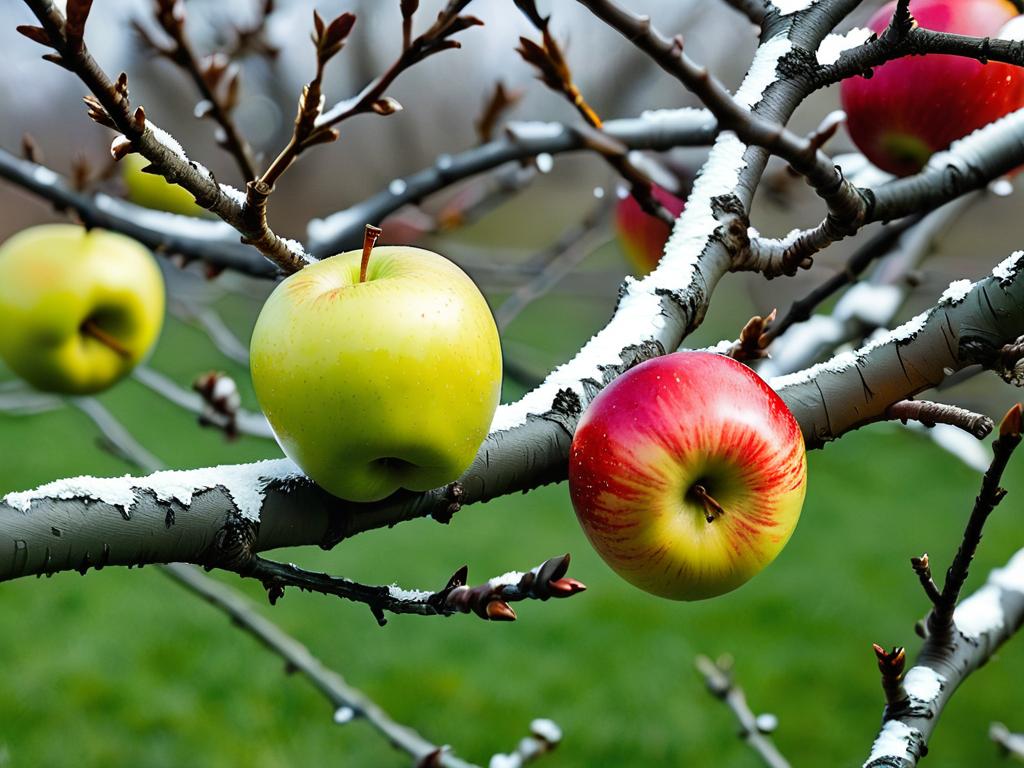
[4,252,1023,581]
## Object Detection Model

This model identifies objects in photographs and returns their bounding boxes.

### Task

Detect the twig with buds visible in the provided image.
[132,366,274,439]
[695,655,791,768]
[514,6,672,224]
[722,309,776,363]
[258,1,481,193]
[871,644,908,712]
[924,404,1023,635]
[242,554,585,626]
[816,4,1024,88]
[19,0,310,272]
[133,0,257,180]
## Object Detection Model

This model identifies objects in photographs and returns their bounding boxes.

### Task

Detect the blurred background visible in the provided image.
[2,1,1024,765]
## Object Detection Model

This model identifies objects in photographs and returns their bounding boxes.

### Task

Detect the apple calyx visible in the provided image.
[689,483,725,523]
[80,318,131,358]
[358,224,383,283]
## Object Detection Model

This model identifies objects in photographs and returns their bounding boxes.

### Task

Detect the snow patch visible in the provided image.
[903,666,945,703]
[953,584,1005,640]
[734,35,792,109]
[148,125,188,162]
[939,279,973,306]
[31,165,59,185]
[219,183,247,206]
[95,194,236,240]
[991,549,1024,595]
[3,459,302,522]
[771,0,819,15]
[864,720,919,766]
[993,251,1023,285]
[531,719,562,743]
[386,585,433,602]
[816,27,873,65]
[769,309,931,390]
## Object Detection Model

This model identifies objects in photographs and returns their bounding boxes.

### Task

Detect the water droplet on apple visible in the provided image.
[388,178,408,196]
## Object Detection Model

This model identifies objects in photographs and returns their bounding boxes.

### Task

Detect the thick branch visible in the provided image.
[5,252,1023,580]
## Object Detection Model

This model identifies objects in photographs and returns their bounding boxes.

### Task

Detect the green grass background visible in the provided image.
[1,244,1022,768]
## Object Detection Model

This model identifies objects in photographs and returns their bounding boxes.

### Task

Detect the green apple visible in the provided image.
[250,244,502,502]
[122,153,206,217]
[0,224,165,394]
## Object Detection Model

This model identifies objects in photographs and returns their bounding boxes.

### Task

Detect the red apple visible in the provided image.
[841,0,1024,176]
[614,185,686,275]
[568,352,807,600]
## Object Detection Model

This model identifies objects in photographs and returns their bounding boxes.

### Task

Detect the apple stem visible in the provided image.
[692,484,725,523]
[359,224,383,283]
[81,320,132,359]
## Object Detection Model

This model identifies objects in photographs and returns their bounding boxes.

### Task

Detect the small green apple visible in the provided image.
[122,153,206,217]
[0,224,165,394]
[250,241,502,502]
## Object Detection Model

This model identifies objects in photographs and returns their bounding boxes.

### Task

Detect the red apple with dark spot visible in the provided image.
[841,0,1024,176]
[614,185,686,275]
[569,352,807,600]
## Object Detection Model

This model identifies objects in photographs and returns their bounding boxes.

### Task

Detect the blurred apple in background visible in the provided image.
[569,352,807,601]
[121,153,207,217]
[250,243,502,503]
[614,184,686,275]
[0,224,165,394]
[841,0,1024,176]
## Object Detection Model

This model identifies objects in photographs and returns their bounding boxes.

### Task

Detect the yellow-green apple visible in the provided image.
[122,153,206,216]
[569,352,807,600]
[0,224,165,394]
[614,185,686,275]
[250,240,502,503]
[841,0,1024,176]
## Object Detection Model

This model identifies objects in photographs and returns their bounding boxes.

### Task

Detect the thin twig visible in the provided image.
[885,400,994,440]
[243,554,585,627]
[135,0,257,180]
[695,655,791,768]
[928,404,1023,634]
[69,397,164,472]
[494,197,612,330]
[132,366,274,439]
[991,723,1024,762]
[18,0,309,272]
[160,563,478,768]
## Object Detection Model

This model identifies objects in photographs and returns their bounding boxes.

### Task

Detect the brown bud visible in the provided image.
[999,403,1022,439]
[485,600,517,621]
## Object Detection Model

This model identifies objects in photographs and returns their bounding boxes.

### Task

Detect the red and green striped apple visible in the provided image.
[569,352,807,600]
[841,0,1024,176]
[614,185,686,275]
